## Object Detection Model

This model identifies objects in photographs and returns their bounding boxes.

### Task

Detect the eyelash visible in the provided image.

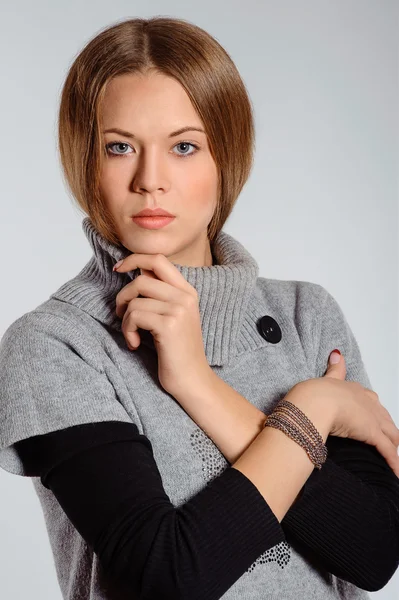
[105,140,200,159]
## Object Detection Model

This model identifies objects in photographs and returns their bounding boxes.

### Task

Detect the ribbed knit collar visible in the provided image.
[50,217,269,366]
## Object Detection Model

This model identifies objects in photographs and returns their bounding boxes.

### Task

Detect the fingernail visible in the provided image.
[113,259,124,271]
[329,350,341,365]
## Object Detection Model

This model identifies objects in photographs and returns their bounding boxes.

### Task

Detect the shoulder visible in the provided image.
[255,276,328,315]
[2,296,102,342]
[254,277,332,359]
[0,299,106,373]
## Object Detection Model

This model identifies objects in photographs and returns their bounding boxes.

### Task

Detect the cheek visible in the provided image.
[99,162,128,209]
[183,158,218,210]
[100,162,123,190]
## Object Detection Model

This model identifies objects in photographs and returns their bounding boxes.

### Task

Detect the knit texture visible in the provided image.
[0,216,374,599]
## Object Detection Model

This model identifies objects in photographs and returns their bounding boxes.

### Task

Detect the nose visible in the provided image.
[132,148,169,195]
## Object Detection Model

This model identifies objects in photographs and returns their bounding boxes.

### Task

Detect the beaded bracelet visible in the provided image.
[264,399,328,469]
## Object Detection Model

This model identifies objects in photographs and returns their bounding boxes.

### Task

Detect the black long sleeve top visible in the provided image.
[15,420,399,598]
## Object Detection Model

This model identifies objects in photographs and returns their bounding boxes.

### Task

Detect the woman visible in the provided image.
[0,16,398,600]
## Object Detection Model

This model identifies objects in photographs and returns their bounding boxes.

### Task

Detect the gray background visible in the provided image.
[0,1,397,598]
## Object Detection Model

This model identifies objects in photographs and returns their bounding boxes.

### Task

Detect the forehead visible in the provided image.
[100,72,203,132]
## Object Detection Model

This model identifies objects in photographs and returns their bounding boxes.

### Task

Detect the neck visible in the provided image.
[49,217,267,366]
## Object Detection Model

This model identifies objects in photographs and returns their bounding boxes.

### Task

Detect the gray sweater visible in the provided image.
[0,216,392,599]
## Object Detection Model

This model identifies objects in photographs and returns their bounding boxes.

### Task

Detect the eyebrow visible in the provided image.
[102,126,206,139]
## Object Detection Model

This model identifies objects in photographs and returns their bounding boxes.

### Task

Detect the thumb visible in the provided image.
[324,349,346,379]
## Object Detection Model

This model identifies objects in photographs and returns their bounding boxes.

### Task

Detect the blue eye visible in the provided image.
[105,142,133,157]
[172,142,199,158]
[105,141,200,158]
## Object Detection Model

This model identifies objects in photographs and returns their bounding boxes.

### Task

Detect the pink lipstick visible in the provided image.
[132,216,175,229]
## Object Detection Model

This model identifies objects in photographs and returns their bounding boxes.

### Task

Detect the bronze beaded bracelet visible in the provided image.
[264,399,328,469]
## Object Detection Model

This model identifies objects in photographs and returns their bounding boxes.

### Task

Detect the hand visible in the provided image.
[287,352,399,477]
[113,253,211,398]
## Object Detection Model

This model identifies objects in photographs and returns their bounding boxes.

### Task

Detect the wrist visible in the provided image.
[171,365,217,403]
[283,381,336,441]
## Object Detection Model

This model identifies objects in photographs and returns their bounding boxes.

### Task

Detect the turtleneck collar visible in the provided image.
[50,217,269,366]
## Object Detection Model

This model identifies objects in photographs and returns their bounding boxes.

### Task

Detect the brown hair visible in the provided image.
[57,16,255,247]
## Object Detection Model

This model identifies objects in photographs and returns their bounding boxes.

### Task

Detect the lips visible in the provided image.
[132,215,175,230]
[133,209,174,218]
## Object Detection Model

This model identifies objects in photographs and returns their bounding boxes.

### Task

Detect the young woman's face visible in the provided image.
[99,71,219,266]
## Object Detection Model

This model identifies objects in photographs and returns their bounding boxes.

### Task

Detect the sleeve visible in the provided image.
[14,421,286,600]
[0,311,133,476]
[312,284,372,389]
[280,284,399,592]
[282,442,399,592]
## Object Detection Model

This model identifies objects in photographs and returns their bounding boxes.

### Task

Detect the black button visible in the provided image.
[257,316,282,344]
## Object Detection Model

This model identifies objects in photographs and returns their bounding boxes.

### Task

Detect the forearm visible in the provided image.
[174,374,399,588]
[174,370,267,465]
[281,457,399,591]
[175,373,334,523]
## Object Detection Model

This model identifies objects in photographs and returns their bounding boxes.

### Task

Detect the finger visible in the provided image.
[113,253,193,294]
[373,434,399,478]
[140,268,158,279]
[125,297,171,317]
[123,309,164,343]
[378,412,399,446]
[323,352,346,379]
[121,298,172,349]
[121,304,140,346]
[368,397,399,446]
[116,276,184,319]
